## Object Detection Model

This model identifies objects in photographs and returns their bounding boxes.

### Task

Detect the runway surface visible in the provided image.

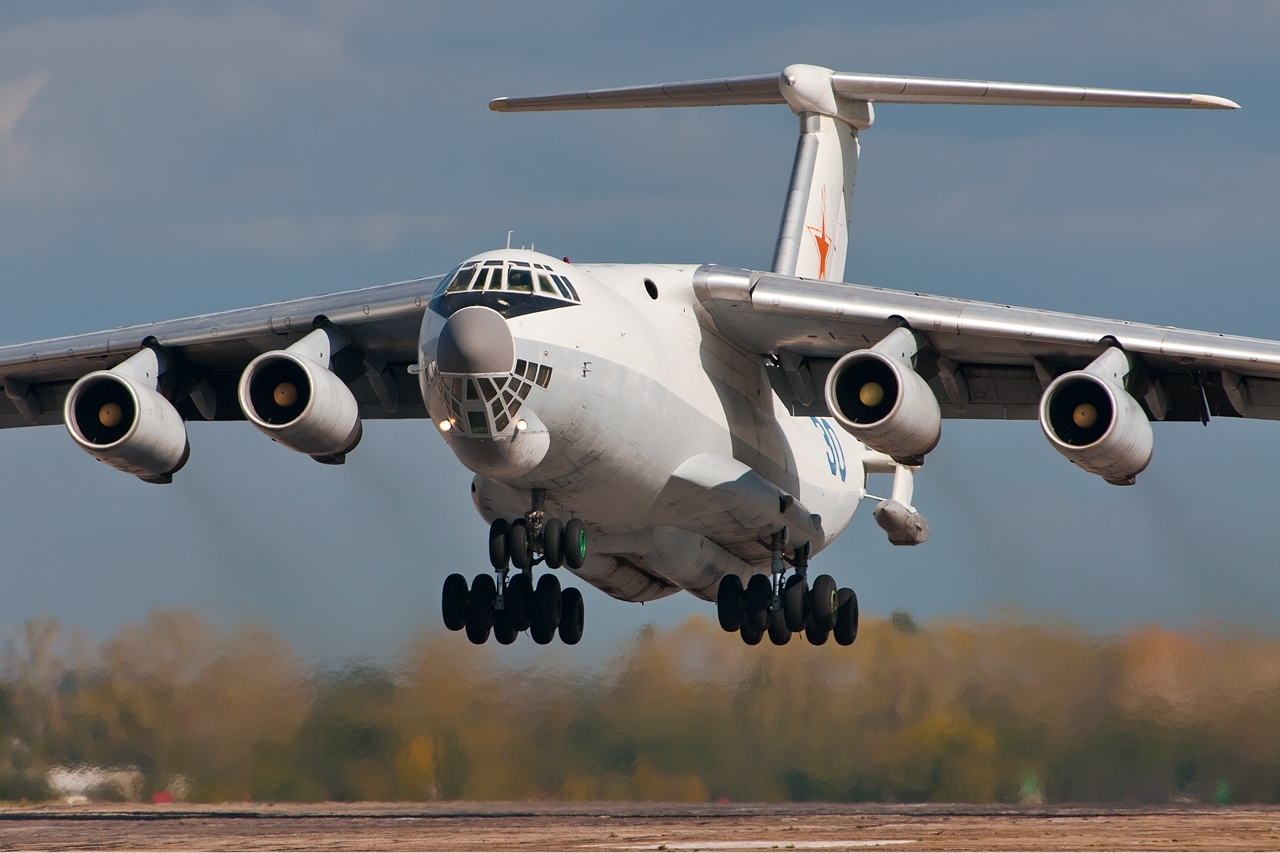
[0,802,1276,851]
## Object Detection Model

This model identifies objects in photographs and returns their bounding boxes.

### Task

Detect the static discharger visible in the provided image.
[274,382,298,407]
[1074,403,1098,429]
[98,403,124,428]
[859,382,885,407]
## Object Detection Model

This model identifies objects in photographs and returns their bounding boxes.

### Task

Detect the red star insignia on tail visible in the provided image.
[806,192,833,279]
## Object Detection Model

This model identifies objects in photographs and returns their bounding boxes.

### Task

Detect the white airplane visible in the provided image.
[1,65,1252,648]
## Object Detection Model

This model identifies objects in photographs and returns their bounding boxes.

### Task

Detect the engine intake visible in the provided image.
[238,328,361,463]
[825,327,941,464]
[64,349,189,483]
[1039,347,1152,485]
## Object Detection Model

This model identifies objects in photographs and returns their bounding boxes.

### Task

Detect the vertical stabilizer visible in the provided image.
[490,64,1235,283]
[773,65,871,283]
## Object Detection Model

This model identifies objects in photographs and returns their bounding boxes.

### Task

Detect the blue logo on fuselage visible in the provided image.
[811,417,847,482]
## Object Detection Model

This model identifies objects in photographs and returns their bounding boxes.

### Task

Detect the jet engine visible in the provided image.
[64,347,189,483]
[238,327,362,463]
[824,327,941,464]
[1039,347,1153,485]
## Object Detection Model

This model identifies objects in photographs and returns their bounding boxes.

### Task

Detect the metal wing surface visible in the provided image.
[694,266,1280,423]
[0,275,442,429]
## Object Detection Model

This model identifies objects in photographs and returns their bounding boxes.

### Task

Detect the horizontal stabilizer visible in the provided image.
[490,74,784,112]
[491,67,1239,113]
[830,72,1239,109]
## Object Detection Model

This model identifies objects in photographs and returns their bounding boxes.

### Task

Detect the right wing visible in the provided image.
[0,274,442,429]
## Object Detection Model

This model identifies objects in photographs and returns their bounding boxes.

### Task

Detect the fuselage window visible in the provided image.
[469,268,490,290]
[446,267,476,292]
[537,273,558,295]
[465,379,480,401]
[508,268,534,293]
[486,265,506,290]
[551,275,573,300]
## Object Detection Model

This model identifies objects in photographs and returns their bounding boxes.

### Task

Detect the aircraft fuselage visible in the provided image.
[419,250,864,603]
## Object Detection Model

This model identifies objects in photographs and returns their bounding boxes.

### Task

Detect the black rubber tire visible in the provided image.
[740,618,763,645]
[810,574,838,633]
[834,588,859,646]
[767,608,792,645]
[543,517,564,569]
[531,574,562,645]
[505,572,533,632]
[509,519,532,570]
[716,575,744,632]
[559,587,585,645]
[804,618,830,646]
[563,518,587,570]
[488,519,509,569]
[783,575,808,632]
[441,573,469,631]
[465,573,496,644]
[493,608,518,645]
[744,574,772,633]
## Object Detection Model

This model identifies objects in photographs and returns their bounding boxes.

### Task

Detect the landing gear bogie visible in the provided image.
[713,541,859,648]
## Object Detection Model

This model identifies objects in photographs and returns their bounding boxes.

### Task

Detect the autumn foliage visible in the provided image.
[2,609,1279,803]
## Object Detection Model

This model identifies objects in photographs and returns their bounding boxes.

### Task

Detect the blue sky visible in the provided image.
[0,2,1278,664]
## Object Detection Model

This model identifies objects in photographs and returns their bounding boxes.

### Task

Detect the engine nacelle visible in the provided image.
[239,342,362,462]
[64,365,189,484]
[1039,348,1153,485]
[824,328,941,464]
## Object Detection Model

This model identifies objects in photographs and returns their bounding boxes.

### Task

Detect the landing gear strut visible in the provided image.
[715,533,859,647]
[442,489,588,645]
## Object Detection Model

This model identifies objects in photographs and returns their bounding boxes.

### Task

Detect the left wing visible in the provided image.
[694,265,1280,423]
[0,274,441,429]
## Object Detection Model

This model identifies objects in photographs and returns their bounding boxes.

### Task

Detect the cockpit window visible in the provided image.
[446,267,476,292]
[508,268,534,293]
[435,258,582,306]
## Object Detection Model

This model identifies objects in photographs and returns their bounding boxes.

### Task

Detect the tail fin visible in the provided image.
[492,65,1237,283]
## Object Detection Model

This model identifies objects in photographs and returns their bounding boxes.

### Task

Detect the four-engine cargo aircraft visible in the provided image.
[0,65,1252,647]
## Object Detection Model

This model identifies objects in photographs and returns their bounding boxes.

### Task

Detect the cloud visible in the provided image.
[0,73,42,143]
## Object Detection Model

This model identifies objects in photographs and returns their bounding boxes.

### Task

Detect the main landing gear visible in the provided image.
[715,533,859,647]
[442,490,588,645]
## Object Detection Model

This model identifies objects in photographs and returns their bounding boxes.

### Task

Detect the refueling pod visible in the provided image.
[64,346,189,483]
[1039,347,1153,485]
[238,326,362,463]
[824,327,941,465]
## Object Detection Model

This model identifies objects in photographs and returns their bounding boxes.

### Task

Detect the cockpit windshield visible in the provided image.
[436,258,581,304]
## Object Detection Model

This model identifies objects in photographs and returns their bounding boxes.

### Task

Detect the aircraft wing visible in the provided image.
[694,265,1280,423]
[0,274,441,429]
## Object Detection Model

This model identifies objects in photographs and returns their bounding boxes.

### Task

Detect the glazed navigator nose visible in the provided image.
[436,306,515,375]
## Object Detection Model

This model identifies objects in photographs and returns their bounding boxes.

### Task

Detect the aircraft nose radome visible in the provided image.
[436,306,515,374]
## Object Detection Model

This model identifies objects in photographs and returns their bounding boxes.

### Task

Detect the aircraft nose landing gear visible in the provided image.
[715,534,859,647]
[442,490,588,645]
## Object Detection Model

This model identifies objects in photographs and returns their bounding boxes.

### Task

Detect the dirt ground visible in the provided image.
[0,801,1276,851]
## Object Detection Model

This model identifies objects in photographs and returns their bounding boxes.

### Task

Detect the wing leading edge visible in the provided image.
[693,265,1280,423]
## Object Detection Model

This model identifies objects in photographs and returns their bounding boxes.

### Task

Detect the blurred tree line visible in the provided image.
[0,608,1278,803]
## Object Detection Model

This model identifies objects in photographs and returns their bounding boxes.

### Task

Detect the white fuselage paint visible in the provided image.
[419,250,865,604]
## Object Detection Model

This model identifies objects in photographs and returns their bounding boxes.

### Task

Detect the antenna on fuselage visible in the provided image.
[506,230,513,249]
